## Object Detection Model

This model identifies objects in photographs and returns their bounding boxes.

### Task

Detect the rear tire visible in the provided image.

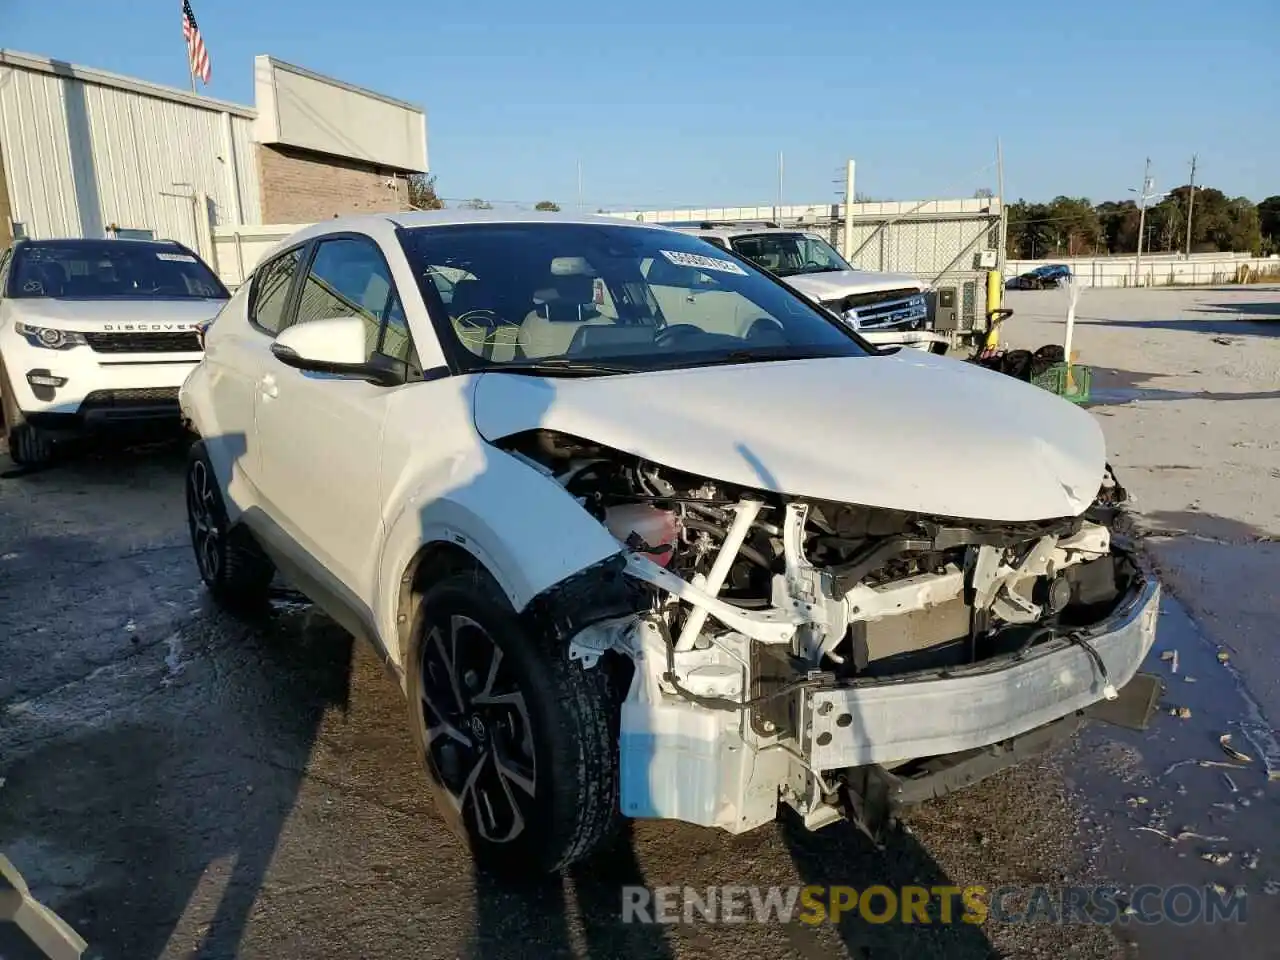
[186,440,274,608]
[406,569,620,877]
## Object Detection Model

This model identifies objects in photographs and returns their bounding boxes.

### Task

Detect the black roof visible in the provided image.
[17,237,183,249]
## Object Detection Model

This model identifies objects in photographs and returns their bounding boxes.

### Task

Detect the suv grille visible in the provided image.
[84,331,202,354]
[82,387,181,407]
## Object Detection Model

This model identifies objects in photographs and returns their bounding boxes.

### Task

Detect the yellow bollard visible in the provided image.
[984,269,1003,350]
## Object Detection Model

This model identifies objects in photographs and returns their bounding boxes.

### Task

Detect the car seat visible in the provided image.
[517,257,613,358]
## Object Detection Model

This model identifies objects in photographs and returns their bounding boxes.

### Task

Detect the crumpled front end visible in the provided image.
[500,431,1156,836]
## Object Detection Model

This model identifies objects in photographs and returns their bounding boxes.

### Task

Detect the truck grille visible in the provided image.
[84,331,202,354]
[824,289,929,331]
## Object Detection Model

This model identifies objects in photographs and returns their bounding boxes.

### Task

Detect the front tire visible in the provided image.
[1,363,53,467]
[406,570,620,876]
[186,440,274,607]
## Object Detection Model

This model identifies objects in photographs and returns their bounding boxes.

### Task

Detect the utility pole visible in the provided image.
[777,151,784,224]
[996,138,1007,274]
[843,159,856,260]
[576,160,583,214]
[1133,157,1154,287]
[1184,154,1198,259]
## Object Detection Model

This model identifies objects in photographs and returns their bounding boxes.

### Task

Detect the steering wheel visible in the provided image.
[654,323,705,347]
[804,260,824,270]
[452,309,500,350]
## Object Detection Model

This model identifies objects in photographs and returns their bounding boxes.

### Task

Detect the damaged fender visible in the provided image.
[375,442,624,668]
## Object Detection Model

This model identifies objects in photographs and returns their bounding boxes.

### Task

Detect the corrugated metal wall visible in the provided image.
[0,57,260,250]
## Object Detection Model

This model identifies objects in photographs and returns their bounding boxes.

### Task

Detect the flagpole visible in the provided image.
[189,69,196,94]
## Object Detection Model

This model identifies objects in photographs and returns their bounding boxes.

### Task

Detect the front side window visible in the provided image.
[294,237,400,360]
[10,242,228,300]
[251,248,303,335]
[730,233,850,278]
[400,223,866,374]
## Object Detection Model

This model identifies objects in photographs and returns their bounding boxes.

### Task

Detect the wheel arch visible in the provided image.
[394,539,486,674]
[375,447,625,670]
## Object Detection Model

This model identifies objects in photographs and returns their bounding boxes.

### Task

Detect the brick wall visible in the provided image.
[256,143,411,224]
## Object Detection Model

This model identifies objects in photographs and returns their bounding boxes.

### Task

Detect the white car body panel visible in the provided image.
[374,376,624,663]
[472,352,1105,522]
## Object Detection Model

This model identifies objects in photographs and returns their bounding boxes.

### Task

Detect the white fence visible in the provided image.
[208,223,303,287]
[1007,254,1280,288]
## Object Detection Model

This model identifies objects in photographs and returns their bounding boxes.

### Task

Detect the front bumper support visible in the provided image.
[804,574,1160,770]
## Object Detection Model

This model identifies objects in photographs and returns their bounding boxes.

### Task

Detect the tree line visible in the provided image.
[405,174,560,212]
[1004,189,1280,259]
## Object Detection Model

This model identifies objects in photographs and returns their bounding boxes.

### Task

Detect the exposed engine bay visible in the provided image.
[498,429,1154,837]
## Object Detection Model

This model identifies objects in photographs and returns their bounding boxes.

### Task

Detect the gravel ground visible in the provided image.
[1,287,1277,958]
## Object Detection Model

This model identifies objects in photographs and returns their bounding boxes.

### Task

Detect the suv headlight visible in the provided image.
[14,321,87,350]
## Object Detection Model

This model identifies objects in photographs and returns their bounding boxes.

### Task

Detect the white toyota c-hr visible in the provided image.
[179,211,1158,876]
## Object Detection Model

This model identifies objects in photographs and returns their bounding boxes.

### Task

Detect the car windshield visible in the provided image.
[10,242,229,300]
[400,223,869,374]
[728,232,850,278]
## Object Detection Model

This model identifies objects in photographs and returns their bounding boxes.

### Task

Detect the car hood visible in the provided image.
[5,297,226,330]
[785,270,925,302]
[472,352,1107,523]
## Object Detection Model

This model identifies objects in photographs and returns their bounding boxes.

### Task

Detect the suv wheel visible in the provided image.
[186,440,274,607]
[407,570,620,876]
[1,367,53,467]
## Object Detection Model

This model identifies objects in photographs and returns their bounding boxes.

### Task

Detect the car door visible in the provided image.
[202,244,305,496]
[253,232,420,602]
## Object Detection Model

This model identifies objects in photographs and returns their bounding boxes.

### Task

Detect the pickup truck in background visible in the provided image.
[673,223,950,353]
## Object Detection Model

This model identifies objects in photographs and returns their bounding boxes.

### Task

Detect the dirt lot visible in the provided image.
[1,284,1278,959]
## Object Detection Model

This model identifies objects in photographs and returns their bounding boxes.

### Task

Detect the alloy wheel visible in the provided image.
[187,459,221,582]
[420,613,537,843]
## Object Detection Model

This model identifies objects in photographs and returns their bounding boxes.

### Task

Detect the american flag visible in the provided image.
[182,1,212,85]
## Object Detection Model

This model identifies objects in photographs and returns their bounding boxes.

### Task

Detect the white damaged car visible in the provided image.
[179,211,1158,875]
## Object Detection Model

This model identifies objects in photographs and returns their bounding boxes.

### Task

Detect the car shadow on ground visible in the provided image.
[1085,367,1280,406]
[0,426,189,480]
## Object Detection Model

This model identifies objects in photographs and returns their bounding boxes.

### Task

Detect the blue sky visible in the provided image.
[5,0,1277,208]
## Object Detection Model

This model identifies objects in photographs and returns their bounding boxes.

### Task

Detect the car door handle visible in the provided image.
[260,374,278,400]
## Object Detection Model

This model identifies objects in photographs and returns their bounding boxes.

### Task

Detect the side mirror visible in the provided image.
[270,316,406,387]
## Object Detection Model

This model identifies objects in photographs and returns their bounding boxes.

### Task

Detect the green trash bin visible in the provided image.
[1031,362,1092,404]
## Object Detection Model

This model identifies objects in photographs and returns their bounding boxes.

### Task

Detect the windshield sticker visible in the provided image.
[156,252,197,262]
[659,250,748,276]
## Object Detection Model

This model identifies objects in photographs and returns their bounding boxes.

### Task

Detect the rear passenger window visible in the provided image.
[251,248,302,335]
[295,237,398,360]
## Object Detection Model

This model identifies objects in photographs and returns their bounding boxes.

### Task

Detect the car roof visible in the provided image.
[276,209,683,248]
[18,237,183,247]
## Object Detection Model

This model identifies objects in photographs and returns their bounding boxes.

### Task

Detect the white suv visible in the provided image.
[180,211,1157,876]
[0,237,228,465]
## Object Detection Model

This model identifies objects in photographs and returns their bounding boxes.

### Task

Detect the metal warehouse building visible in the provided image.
[0,49,428,255]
